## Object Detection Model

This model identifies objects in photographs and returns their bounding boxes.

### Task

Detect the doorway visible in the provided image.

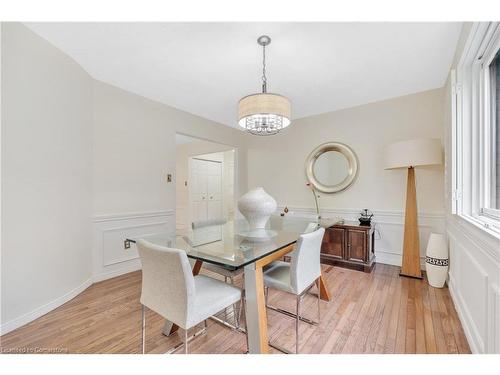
[175,133,235,232]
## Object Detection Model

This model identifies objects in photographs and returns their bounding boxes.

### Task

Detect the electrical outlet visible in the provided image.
[124,240,131,249]
[167,173,172,182]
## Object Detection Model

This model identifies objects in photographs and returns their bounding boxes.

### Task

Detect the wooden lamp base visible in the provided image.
[400,167,423,279]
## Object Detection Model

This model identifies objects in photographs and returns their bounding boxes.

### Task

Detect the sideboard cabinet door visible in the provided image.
[346,229,367,263]
[322,227,344,260]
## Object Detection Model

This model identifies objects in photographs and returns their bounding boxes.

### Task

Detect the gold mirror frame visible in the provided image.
[305,142,359,194]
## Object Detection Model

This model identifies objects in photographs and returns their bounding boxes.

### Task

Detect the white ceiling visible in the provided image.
[26,22,462,129]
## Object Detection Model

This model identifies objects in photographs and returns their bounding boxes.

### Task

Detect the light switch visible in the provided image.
[167,173,172,182]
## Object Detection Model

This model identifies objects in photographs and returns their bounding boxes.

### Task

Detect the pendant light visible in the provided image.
[238,35,291,136]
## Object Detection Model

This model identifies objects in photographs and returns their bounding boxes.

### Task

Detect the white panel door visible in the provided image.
[206,161,223,220]
[190,159,208,222]
[190,158,222,223]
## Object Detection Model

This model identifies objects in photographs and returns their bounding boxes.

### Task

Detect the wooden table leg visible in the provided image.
[317,274,331,302]
[191,260,203,276]
[162,260,204,336]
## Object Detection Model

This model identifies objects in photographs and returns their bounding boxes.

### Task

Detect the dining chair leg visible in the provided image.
[184,329,188,354]
[241,294,249,353]
[141,304,146,354]
[223,276,229,323]
[230,276,237,328]
[296,295,300,354]
[237,297,243,329]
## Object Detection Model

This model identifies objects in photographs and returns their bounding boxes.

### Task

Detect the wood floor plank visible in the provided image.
[428,285,448,353]
[414,279,426,353]
[340,268,382,353]
[383,266,403,353]
[434,287,460,354]
[395,278,409,353]
[421,279,437,353]
[0,264,470,354]
[373,265,399,353]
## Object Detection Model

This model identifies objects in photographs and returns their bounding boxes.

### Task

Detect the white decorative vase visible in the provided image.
[425,233,449,288]
[238,187,277,230]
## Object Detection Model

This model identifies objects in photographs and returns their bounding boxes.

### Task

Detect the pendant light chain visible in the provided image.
[261,44,267,93]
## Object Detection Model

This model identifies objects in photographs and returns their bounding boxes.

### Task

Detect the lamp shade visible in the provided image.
[384,138,442,170]
[238,93,291,135]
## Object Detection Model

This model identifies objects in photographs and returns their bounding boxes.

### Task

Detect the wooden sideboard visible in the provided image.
[321,221,375,272]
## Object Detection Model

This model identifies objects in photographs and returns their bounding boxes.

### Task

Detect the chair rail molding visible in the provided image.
[276,206,446,268]
[92,209,175,282]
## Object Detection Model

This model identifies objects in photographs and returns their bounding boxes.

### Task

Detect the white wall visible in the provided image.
[1,23,93,333]
[1,23,249,333]
[91,81,248,281]
[93,81,248,217]
[247,88,446,266]
[92,80,175,215]
[443,23,500,354]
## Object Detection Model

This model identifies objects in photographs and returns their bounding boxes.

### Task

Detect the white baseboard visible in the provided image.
[92,259,142,283]
[0,277,93,336]
[375,250,425,268]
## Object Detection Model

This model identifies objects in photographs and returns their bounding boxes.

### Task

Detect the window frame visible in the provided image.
[454,22,500,236]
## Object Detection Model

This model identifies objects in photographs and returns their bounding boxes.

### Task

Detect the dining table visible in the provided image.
[126,215,334,354]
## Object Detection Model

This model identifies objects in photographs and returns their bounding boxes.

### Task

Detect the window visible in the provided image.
[454,22,500,235]
[487,50,500,212]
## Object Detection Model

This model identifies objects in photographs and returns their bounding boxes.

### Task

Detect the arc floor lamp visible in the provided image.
[384,138,442,279]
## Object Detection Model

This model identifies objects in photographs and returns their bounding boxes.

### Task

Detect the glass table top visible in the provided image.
[127,216,335,271]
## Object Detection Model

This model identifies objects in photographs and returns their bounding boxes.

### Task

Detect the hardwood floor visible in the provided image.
[0,264,470,354]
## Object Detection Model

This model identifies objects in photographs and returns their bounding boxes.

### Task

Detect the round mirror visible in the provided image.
[305,142,359,193]
[313,150,350,186]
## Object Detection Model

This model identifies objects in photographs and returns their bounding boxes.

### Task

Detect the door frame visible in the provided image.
[175,132,239,230]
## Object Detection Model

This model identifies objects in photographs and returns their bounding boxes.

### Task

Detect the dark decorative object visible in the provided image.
[358,209,373,226]
[280,206,289,217]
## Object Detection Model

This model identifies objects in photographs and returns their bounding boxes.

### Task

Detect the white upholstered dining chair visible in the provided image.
[137,239,244,354]
[263,227,325,354]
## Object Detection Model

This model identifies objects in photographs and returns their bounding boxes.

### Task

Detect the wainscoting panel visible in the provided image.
[176,205,188,231]
[92,210,174,282]
[447,215,500,353]
[276,206,446,268]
